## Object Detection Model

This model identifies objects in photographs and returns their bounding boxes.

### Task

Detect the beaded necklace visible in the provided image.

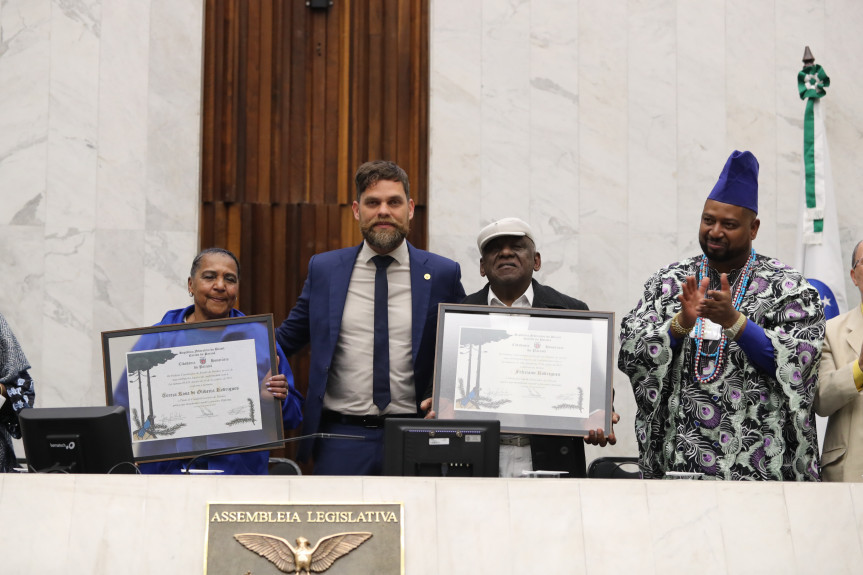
[692,248,756,383]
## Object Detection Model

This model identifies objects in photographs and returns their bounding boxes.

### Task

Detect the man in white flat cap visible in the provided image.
[460,217,618,478]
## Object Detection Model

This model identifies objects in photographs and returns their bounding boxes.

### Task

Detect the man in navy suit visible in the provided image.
[276,160,466,475]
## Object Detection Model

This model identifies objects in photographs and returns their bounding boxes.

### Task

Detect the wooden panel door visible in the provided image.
[200,0,429,456]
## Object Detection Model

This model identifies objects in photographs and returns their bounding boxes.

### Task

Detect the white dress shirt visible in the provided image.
[323,240,416,415]
[488,282,534,477]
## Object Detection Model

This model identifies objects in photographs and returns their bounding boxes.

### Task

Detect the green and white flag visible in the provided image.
[795,61,847,320]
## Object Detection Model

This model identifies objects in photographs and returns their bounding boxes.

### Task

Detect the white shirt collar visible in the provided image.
[488,281,534,308]
[359,238,409,265]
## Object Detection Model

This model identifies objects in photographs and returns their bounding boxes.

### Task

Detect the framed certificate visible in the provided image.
[431,304,615,437]
[102,314,284,463]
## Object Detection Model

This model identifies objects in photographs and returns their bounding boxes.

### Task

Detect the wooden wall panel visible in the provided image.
[289,1,308,204]
[200,1,429,455]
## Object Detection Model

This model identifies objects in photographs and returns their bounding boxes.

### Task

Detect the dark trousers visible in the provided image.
[312,420,386,476]
[530,435,587,478]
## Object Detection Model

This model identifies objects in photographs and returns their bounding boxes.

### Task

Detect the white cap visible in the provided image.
[476,217,536,253]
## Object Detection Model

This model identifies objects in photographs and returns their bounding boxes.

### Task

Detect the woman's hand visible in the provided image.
[265,374,289,400]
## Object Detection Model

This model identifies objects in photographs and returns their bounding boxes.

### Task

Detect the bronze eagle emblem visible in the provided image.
[234,532,373,573]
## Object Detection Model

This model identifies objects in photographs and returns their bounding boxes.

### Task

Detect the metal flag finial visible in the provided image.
[803,46,815,66]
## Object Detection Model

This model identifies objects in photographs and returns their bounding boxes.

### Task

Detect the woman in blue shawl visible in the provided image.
[114,248,303,474]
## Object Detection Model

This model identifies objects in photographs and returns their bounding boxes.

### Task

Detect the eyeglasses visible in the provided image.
[854,256,863,269]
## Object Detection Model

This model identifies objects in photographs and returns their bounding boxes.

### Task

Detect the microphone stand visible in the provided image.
[181,432,364,474]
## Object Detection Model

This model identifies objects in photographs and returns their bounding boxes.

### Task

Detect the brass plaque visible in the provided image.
[204,503,404,574]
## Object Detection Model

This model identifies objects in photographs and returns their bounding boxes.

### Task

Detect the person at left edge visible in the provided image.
[113,248,304,474]
[275,160,466,475]
[0,312,35,472]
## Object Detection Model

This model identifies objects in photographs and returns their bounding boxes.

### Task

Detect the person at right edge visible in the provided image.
[461,217,619,478]
[816,239,863,482]
[618,150,823,481]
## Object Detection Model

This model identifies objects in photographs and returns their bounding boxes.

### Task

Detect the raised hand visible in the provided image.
[678,275,709,329]
[698,273,740,329]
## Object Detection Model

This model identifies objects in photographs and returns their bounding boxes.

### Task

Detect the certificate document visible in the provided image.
[454,327,592,418]
[103,314,284,463]
[125,339,263,443]
[432,305,615,437]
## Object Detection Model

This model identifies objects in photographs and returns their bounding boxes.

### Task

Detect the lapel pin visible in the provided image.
[424,273,431,280]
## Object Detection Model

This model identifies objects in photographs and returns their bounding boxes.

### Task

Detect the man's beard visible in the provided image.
[699,236,745,264]
[361,218,410,253]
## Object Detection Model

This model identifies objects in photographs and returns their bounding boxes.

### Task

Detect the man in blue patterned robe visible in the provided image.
[618,151,824,480]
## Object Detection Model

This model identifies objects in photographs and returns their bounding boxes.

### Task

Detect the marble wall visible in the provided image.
[2,474,863,574]
[429,0,863,460]
[3,1,863,467]
[0,0,202,410]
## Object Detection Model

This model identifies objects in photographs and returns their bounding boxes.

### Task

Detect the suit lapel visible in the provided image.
[530,280,563,309]
[408,243,431,363]
[460,284,490,305]
[845,306,863,359]
[530,279,548,308]
[329,245,363,350]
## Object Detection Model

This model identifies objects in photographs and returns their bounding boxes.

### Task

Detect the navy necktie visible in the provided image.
[372,255,395,411]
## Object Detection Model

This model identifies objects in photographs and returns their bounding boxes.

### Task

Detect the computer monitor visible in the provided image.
[383,418,500,477]
[19,406,137,474]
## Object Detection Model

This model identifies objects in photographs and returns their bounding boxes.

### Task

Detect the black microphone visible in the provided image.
[181,432,364,474]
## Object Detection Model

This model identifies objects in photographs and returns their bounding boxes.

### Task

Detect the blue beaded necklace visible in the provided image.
[692,248,756,383]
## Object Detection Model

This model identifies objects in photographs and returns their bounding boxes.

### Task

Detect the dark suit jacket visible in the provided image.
[462,279,590,478]
[276,242,466,461]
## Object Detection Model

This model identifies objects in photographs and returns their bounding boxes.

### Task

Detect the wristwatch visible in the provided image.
[723,313,747,340]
